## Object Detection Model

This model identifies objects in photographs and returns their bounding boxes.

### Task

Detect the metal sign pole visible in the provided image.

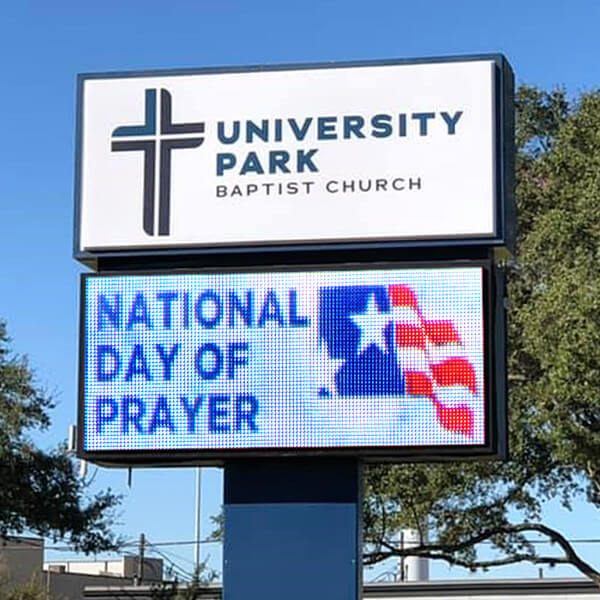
[223,458,363,600]
[193,466,202,578]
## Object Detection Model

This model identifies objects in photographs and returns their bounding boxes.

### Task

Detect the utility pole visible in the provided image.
[399,530,405,582]
[194,467,202,579]
[137,533,146,585]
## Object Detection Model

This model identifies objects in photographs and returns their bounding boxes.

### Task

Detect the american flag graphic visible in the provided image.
[319,284,478,438]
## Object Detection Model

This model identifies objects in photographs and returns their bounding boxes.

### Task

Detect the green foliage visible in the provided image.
[150,560,220,600]
[0,320,122,554]
[190,558,220,587]
[206,512,223,543]
[514,91,600,496]
[0,575,48,600]
[364,85,600,584]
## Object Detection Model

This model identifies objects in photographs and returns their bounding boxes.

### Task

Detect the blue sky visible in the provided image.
[1,0,599,583]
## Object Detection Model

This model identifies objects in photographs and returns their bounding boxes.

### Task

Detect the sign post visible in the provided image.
[74,54,514,599]
[224,459,362,600]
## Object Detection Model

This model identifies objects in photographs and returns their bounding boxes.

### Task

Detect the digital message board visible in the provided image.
[78,264,505,464]
[74,55,514,265]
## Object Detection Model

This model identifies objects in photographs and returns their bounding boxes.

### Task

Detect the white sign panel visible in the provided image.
[75,58,500,255]
[80,266,488,459]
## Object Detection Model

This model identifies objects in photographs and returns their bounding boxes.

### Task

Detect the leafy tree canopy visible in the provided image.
[0,320,121,554]
[363,86,600,585]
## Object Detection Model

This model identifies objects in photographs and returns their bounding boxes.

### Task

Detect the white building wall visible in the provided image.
[44,556,163,581]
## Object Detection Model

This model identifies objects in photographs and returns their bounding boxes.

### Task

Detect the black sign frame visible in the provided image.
[76,259,507,467]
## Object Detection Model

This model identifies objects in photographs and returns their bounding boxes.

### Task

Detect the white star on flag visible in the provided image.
[349,294,392,355]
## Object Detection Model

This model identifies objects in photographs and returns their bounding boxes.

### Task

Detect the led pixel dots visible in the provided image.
[82,267,486,454]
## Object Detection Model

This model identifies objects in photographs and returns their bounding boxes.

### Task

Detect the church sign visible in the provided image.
[74,55,513,264]
[78,262,506,464]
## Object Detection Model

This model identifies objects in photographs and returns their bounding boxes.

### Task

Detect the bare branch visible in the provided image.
[364,522,600,586]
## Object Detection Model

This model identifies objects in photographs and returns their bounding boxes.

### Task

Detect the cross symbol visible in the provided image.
[111,88,205,236]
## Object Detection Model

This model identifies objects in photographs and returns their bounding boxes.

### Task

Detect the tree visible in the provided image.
[0,319,121,554]
[149,557,220,600]
[363,86,600,584]
[0,575,49,600]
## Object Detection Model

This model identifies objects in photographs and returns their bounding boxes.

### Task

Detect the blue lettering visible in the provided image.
[288,117,312,141]
[156,344,180,381]
[97,294,121,330]
[217,153,236,175]
[343,115,365,139]
[228,291,253,328]
[183,291,191,329]
[126,293,153,329]
[317,116,337,140]
[246,120,269,143]
[195,343,223,380]
[227,342,249,379]
[96,397,118,433]
[124,344,153,381]
[441,110,463,134]
[258,291,285,327]
[274,119,283,141]
[288,290,310,327]
[156,291,178,329]
[208,394,230,433]
[371,114,393,138]
[121,396,145,434]
[297,149,318,173]
[240,152,265,175]
[195,291,223,329]
[412,112,435,136]
[398,114,407,137]
[181,396,203,433]
[269,151,290,174]
[217,121,240,144]
[235,394,258,432]
[96,345,120,382]
[148,396,175,434]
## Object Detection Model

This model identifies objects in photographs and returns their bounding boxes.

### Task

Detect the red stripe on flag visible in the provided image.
[423,320,462,346]
[396,324,427,349]
[433,402,474,437]
[431,357,477,394]
[405,371,435,398]
[388,284,477,438]
[388,285,420,311]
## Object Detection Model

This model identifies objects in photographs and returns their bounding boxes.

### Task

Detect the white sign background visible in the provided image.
[77,60,496,252]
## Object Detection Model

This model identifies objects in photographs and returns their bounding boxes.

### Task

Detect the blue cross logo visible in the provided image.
[112,89,205,236]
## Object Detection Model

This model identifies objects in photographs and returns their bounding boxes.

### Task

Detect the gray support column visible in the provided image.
[223,458,362,600]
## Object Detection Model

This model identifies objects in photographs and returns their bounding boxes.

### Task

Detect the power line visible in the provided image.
[5,535,598,553]
[147,546,195,582]
[150,545,196,568]
[25,537,220,553]
[130,538,221,548]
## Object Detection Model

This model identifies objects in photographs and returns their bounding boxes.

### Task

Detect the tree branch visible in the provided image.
[364,522,600,586]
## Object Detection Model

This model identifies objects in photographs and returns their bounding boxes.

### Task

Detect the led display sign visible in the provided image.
[74,55,514,265]
[78,264,504,464]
